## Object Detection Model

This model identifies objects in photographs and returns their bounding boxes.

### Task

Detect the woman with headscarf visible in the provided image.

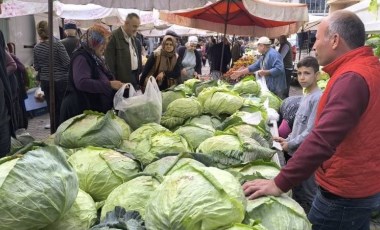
[139,35,181,91]
[177,36,202,83]
[60,24,123,124]
[34,20,70,132]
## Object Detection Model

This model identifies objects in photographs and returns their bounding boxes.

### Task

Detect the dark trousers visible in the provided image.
[41,80,67,132]
[308,187,380,230]
[285,69,293,98]
[0,121,11,157]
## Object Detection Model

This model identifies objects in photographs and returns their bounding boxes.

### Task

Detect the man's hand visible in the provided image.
[280,141,289,152]
[243,179,283,199]
[230,71,242,80]
[257,69,269,77]
[273,136,289,152]
[273,136,285,142]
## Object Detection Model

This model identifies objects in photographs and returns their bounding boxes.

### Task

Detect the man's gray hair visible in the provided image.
[327,10,365,49]
[126,13,140,21]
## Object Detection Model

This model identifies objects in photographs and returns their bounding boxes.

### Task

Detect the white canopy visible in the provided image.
[19,0,215,11]
[141,24,209,37]
[0,0,48,18]
[346,0,380,33]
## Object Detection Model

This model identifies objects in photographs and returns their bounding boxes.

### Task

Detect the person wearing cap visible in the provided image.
[61,22,79,58]
[231,36,286,99]
[105,13,142,90]
[177,36,202,83]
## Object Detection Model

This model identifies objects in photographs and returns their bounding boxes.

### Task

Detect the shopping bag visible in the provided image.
[255,71,269,92]
[114,76,162,130]
[34,86,45,102]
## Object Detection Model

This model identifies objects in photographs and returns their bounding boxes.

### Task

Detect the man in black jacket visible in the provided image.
[209,37,231,79]
[61,22,79,58]
[278,35,294,98]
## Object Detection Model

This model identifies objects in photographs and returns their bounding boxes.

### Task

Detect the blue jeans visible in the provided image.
[308,187,380,230]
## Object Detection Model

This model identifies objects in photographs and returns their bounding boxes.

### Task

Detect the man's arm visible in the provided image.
[275,73,369,192]
[244,73,369,198]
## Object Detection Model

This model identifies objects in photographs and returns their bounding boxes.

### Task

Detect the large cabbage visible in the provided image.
[198,87,244,115]
[224,124,272,144]
[184,78,201,89]
[228,160,280,180]
[161,97,203,129]
[233,78,260,96]
[145,165,246,230]
[245,195,311,230]
[161,90,185,112]
[197,134,276,168]
[55,110,131,149]
[68,147,140,201]
[143,155,205,176]
[0,146,78,230]
[194,79,218,96]
[185,115,221,129]
[175,125,215,150]
[101,175,160,220]
[129,123,169,142]
[225,223,268,230]
[43,189,97,230]
[127,131,191,166]
[218,111,263,130]
[260,91,282,111]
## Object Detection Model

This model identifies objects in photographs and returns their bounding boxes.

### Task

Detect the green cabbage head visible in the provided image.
[198,87,244,115]
[0,146,78,230]
[68,146,140,201]
[145,165,246,230]
[55,110,131,149]
[101,175,161,220]
[143,155,205,176]
[43,189,97,230]
[245,195,311,230]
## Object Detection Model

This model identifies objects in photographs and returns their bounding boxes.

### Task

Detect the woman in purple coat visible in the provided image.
[60,24,123,124]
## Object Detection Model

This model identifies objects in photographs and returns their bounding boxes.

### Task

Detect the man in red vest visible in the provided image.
[243,10,380,229]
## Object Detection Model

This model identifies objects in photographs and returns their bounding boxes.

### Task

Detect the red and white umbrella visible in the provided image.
[160,0,309,37]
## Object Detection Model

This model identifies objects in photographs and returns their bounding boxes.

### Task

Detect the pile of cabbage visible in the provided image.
[0,77,314,229]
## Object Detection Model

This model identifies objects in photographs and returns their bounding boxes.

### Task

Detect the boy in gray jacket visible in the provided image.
[274,56,322,213]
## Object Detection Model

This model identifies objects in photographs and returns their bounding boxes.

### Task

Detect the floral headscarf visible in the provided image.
[79,24,113,79]
[80,24,111,52]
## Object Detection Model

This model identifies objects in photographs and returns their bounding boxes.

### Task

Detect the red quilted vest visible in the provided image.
[315,46,380,198]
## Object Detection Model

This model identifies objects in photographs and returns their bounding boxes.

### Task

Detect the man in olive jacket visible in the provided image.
[105,13,142,89]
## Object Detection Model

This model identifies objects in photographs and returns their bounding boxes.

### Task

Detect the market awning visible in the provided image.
[159,0,309,37]
[0,0,48,18]
[19,0,217,11]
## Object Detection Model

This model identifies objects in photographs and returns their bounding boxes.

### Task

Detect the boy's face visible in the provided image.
[297,66,318,91]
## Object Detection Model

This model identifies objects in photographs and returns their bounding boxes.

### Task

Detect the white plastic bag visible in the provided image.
[114,76,162,130]
[34,86,45,102]
[255,71,269,92]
